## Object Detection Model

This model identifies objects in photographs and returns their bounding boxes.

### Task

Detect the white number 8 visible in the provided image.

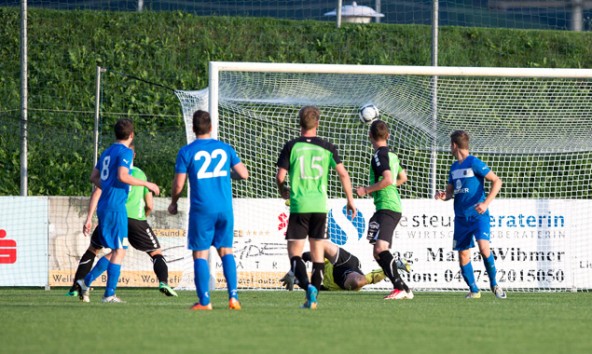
[101,156,111,181]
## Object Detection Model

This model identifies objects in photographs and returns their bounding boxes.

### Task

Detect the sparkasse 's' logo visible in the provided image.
[327,206,366,246]
[0,229,17,264]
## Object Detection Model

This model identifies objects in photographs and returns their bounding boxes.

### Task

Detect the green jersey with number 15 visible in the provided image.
[277,137,342,213]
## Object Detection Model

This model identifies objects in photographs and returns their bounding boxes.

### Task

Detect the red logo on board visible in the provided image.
[0,229,17,264]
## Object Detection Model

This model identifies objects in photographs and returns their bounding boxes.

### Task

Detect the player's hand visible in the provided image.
[355,186,367,197]
[83,220,92,237]
[147,182,160,196]
[280,271,296,291]
[474,202,488,214]
[280,184,290,200]
[435,190,447,200]
[347,200,357,219]
[168,202,178,215]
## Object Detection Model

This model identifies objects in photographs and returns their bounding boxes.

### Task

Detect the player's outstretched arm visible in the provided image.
[335,163,357,219]
[275,168,290,200]
[118,166,160,195]
[83,186,101,236]
[231,162,249,180]
[168,173,187,215]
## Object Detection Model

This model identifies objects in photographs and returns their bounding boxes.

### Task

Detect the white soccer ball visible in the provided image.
[358,104,379,124]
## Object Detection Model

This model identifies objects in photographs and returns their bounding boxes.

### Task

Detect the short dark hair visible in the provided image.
[192,110,211,135]
[450,130,470,149]
[369,120,389,141]
[114,119,134,140]
[299,106,320,130]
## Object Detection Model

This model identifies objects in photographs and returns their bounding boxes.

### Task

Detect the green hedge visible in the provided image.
[1,8,592,196]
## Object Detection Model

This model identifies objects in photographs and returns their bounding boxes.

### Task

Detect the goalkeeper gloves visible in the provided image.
[280,271,296,291]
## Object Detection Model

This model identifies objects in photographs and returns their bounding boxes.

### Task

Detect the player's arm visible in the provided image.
[83,186,101,236]
[435,183,454,201]
[396,168,408,187]
[231,162,249,180]
[118,166,160,196]
[356,168,394,198]
[89,168,101,189]
[275,167,290,200]
[335,163,357,219]
[144,189,154,217]
[475,170,502,214]
[168,173,187,215]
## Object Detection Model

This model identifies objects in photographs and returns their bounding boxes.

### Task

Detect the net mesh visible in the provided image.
[175,65,592,291]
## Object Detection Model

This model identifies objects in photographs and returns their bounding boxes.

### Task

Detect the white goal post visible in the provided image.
[174,62,592,292]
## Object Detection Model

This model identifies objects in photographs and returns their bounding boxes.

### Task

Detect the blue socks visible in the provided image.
[104,262,121,298]
[84,256,110,287]
[221,254,239,300]
[194,258,211,305]
[483,253,498,287]
[461,262,480,293]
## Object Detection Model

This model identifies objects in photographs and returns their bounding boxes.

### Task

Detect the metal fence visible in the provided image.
[2,0,592,31]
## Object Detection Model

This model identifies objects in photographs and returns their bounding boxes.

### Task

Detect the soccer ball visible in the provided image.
[358,104,379,124]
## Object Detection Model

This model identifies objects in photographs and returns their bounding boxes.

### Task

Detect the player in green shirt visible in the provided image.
[280,241,412,291]
[276,106,357,309]
[356,120,413,300]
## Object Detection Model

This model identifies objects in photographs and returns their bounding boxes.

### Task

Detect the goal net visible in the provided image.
[175,63,592,292]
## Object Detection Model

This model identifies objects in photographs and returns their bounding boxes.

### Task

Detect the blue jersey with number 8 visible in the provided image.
[96,143,133,212]
[175,138,241,213]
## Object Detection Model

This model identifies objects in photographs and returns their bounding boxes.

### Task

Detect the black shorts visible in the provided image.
[89,218,161,252]
[285,213,328,240]
[332,248,363,289]
[366,210,402,245]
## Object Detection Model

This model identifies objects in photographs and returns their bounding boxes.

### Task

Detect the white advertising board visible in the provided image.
[0,197,49,286]
[230,198,591,290]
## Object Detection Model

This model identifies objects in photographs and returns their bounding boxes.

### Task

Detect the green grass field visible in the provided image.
[1,288,590,354]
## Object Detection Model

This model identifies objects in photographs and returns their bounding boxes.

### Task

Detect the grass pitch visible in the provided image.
[1,288,590,354]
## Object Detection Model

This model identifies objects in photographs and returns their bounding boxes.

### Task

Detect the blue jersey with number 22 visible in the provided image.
[175,138,241,214]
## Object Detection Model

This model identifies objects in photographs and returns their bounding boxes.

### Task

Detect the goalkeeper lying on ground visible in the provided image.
[281,241,411,291]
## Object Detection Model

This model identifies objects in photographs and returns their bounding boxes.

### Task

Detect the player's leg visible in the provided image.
[369,211,412,299]
[213,213,240,309]
[189,212,213,310]
[128,218,177,296]
[218,247,240,310]
[458,249,480,298]
[103,247,126,302]
[304,213,328,308]
[454,217,480,298]
[67,230,103,296]
[98,210,128,302]
[68,226,104,296]
[286,213,310,290]
[477,241,506,298]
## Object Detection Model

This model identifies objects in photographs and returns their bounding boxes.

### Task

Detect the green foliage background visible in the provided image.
[1,8,592,196]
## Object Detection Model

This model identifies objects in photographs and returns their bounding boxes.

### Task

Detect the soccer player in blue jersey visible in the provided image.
[77,119,160,303]
[435,130,507,299]
[276,105,357,309]
[67,145,177,300]
[168,110,249,311]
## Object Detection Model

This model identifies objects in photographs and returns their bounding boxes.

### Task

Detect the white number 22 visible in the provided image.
[194,149,228,179]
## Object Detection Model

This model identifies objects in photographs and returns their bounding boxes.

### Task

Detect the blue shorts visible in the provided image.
[188,210,234,251]
[453,214,490,251]
[97,209,129,250]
